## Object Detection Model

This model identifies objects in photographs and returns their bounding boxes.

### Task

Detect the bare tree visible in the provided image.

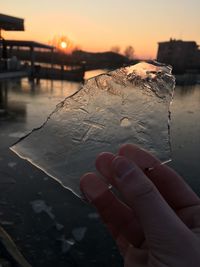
[72,45,81,52]
[124,46,134,59]
[110,46,121,54]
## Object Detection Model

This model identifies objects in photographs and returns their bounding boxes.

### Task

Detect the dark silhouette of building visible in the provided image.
[157,39,200,74]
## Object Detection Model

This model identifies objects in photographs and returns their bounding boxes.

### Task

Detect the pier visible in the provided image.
[0,14,84,82]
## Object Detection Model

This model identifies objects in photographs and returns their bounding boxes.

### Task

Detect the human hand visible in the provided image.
[80,144,200,267]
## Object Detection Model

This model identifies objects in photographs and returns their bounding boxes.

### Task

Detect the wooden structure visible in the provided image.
[0,39,54,78]
[0,13,84,81]
[0,13,24,38]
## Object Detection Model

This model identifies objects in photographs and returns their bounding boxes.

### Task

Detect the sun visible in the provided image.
[49,35,75,53]
[60,41,67,49]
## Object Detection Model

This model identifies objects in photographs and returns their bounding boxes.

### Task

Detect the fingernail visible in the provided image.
[80,175,108,202]
[113,157,136,179]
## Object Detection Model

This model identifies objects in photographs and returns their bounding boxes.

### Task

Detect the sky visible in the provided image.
[1,0,200,59]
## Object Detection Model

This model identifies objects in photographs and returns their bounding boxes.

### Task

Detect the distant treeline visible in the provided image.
[1,48,138,70]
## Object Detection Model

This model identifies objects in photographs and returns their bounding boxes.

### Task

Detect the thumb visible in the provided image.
[112,156,193,247]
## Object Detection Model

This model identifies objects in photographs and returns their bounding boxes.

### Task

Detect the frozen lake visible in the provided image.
[0,70,200,266]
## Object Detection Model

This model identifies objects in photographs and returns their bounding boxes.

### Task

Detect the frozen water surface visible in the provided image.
[11,62,175,197]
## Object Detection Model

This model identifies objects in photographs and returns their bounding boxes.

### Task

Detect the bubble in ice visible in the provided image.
[11,62,175,197]
[120,117,131,128]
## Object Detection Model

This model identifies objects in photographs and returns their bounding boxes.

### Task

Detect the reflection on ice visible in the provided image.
[11,62,175,197]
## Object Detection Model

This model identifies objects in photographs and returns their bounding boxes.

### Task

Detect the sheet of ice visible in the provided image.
[11,62,175,197]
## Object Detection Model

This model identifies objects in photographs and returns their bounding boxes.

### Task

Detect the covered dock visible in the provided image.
[0,39,54,79]
[0,13,24,33]
[0,13,54,80]
[0,13,84,81]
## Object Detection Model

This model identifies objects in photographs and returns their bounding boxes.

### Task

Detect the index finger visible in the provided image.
[80,173,144,247]
[119,144,200,210]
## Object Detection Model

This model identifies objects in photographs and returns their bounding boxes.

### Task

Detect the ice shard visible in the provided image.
[11,62,175,197]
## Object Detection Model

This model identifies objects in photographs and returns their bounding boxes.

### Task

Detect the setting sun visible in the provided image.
[60,41,67,49]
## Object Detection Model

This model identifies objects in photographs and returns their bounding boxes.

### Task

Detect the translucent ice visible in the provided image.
[11,62,175,197]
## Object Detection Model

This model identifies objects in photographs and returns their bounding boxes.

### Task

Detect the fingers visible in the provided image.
[118,144,200,210]
[95,152,115,178]
[95,152,117,186]
[111,156,193,246]
[80,173,144,247]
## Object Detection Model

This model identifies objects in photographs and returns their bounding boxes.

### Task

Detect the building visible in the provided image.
[157,39,200,74]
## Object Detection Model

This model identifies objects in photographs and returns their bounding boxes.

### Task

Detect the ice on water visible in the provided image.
[11,62,175,197]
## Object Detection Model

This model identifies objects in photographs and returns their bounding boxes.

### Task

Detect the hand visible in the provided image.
[80,144,200,267]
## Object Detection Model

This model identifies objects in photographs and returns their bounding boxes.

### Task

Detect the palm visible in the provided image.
[124,205,200,267]
[80,144,200,267]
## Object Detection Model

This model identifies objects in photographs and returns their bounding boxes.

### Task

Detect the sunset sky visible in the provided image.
[1,0,200,59]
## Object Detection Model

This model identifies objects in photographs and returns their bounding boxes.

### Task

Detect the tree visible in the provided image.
[110,46,121,54]
[124,46,134,59]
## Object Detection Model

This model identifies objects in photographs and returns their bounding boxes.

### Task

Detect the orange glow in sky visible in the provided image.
[1,0,200,59]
